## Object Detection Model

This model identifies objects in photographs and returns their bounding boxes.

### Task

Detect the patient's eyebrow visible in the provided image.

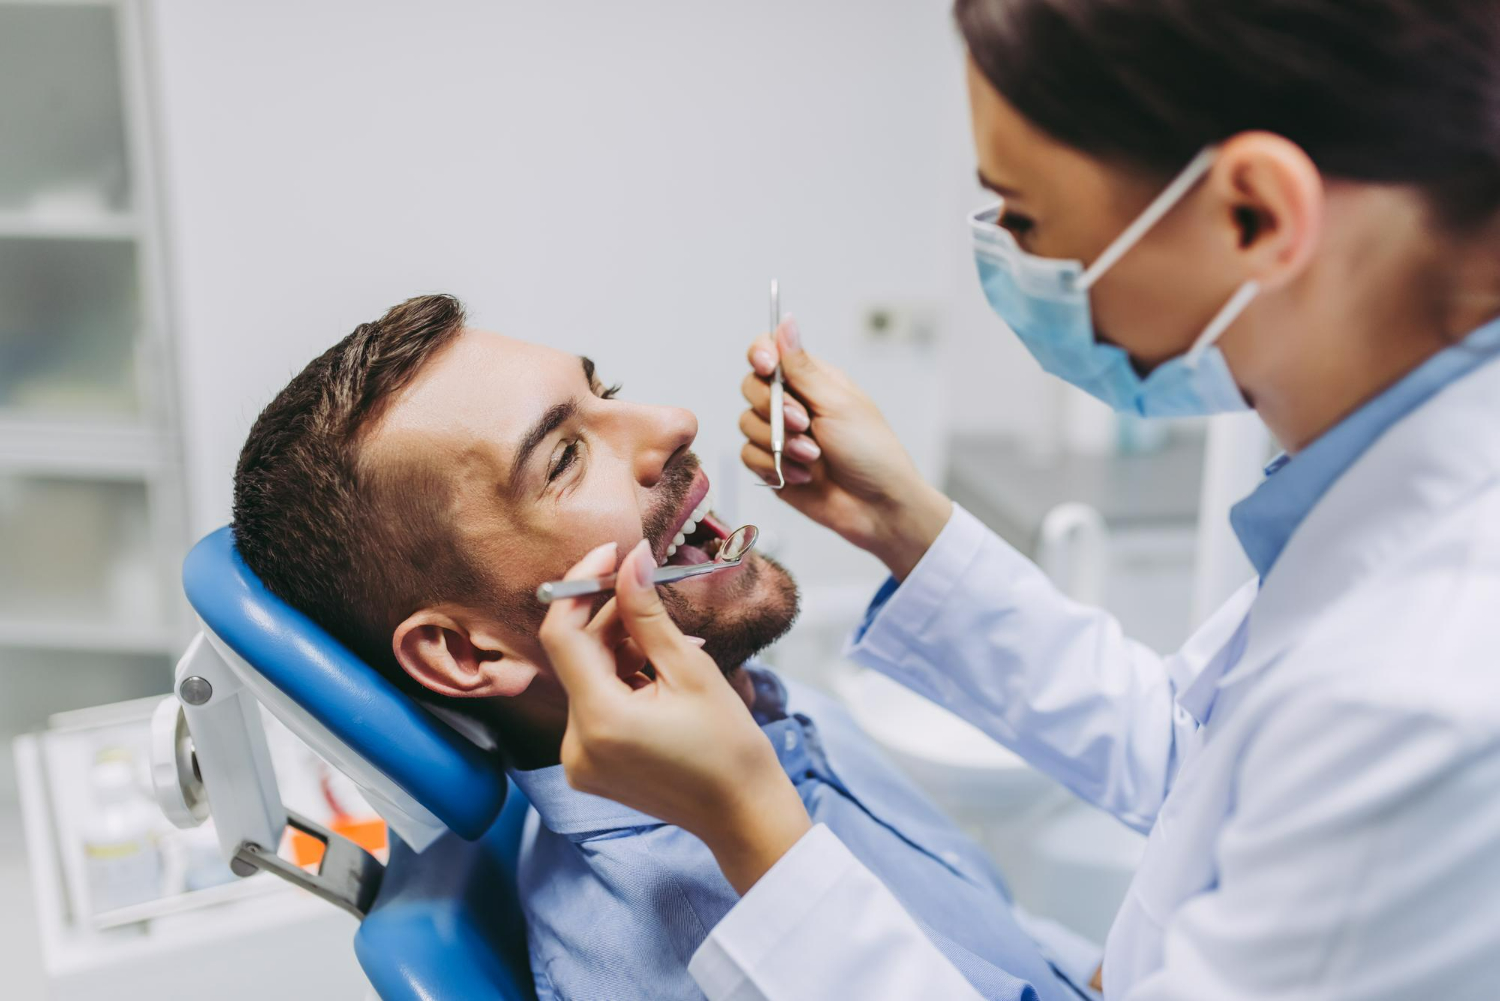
[511,399,578,491]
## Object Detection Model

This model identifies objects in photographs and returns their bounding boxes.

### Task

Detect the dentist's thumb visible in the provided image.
[614,539,721,688]
[773,316,850,414]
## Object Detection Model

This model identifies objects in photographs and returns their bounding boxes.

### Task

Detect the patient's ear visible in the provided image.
[391,607,540,699]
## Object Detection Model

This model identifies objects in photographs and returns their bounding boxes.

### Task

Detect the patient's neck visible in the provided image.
[480,678,569,770]
[480,664,757,771]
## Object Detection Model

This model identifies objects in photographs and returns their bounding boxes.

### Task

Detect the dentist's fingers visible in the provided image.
[613,635,704,688]
[740,373,810,431]
[581,599,658,682]
[612,540,726,688]
[539,542,626,705]
[544,542,618,634]
[613,636,650,681]
[772,319,863,416]
[740,442,814,486]
[737,410,822,462]
[748,335,778,378]
[584,596,631,654]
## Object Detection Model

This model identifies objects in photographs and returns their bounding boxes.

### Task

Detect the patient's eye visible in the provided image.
[582,357,621,400]
[549,441,579,482]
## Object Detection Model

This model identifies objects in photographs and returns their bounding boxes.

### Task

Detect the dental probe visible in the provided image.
[535,525,760,604]
[760,279,787,489]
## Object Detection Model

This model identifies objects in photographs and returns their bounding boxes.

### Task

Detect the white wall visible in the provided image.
[146,0,1053,592]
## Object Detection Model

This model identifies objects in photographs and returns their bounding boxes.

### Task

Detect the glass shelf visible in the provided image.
[0,474,163,632]
[0,3,131,215]
[0,238,141,417]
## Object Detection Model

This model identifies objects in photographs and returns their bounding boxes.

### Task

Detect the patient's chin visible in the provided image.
[659,552,799,675]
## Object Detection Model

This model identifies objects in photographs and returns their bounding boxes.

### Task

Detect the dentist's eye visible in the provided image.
[549,441,579,482]
[599,382,622,400]
[1000,211,1034,237]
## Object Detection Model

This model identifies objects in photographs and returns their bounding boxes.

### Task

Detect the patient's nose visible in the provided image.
[633,405,697,486]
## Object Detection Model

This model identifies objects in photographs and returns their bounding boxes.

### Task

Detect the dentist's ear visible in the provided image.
[392,608,541,699]
[1212,132,1324,290]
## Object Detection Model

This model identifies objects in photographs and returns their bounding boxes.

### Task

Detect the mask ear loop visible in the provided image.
[1183,278,1261,370]
[1076,146,1219,292]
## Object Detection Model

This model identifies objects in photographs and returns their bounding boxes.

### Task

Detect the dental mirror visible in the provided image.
[536,524,760,604]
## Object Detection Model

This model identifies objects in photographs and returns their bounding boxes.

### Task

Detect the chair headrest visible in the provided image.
[182,526,508,842]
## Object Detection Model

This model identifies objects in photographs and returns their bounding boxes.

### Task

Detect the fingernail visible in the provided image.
[631,538,654,587]
[785,464,813,485]
[780,315,802,352]
[587,540,619,563]
[684,635,707,647]
[784,403,809,432]
[752,348,774,372]
[788,437,820,462]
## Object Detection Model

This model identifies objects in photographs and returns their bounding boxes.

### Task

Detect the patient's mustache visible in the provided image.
[642,452,701,553]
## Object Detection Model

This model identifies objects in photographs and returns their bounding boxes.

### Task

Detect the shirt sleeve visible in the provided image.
[1124,694,1500,1000]
[688,824,983,1001]
[846,503,1185,831]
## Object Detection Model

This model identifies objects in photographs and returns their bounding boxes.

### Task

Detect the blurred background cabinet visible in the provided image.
[0,0,187,883]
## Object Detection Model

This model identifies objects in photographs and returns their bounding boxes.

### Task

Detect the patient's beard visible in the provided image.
[657,552,799,675]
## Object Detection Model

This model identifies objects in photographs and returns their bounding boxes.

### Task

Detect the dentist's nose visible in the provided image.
[634,405,697,486]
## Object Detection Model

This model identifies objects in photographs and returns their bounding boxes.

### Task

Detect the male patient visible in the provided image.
[231,295,1076,1001]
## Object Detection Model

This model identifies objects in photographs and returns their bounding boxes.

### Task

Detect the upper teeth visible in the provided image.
[663,492,715,562]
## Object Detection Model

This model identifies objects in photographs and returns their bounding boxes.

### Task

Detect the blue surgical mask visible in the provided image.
[970,147,1259,418]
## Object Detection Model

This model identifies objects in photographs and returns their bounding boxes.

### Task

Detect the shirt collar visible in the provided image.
[508,661,790,837]
[1230,319,1500,577]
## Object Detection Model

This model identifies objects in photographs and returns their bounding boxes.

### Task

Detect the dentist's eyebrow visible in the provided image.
[511,398,578,491]
[976,170,1022,198]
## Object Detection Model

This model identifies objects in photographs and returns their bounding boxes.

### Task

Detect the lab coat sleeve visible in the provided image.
[1125,693,1500,1000]
[847,504,1186,831]
[688,824,984,1001]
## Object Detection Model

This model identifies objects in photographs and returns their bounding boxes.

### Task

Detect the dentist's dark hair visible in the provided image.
[233,293,492,691]
[954,0,1500,228]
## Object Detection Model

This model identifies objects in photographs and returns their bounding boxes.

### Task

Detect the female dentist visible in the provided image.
[537,1,1500,997]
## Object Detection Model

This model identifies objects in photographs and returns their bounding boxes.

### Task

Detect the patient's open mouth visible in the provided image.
[660,482,732,568]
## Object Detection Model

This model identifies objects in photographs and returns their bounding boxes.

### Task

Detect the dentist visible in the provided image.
[538,1,1500,998]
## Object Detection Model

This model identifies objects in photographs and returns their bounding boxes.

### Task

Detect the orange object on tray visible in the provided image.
[290,816,388,867]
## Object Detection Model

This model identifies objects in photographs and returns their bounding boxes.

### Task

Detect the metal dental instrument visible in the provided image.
[534,525,760,604]
[758,279,787,490]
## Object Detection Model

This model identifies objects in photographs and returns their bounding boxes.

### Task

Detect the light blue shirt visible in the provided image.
[509,665,1077,1001]
[1231,320,1500,576]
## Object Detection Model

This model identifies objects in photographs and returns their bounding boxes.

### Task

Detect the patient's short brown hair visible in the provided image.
[232,294,484,678]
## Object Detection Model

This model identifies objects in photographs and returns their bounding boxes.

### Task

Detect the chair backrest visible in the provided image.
[182,526,510,849]
[355,780,538,1001]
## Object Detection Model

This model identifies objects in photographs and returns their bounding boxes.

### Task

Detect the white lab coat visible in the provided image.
[689,357,1500,1000]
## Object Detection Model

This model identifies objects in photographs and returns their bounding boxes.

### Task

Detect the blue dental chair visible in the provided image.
[151,527,538,1000]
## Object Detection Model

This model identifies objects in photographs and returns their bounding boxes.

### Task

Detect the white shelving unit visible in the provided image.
[0,0,189,802]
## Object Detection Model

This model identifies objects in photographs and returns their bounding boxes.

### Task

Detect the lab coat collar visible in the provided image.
[1218,345,1500,689]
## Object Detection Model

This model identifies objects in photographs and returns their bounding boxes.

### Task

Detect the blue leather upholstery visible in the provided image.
[182,526,508,839]
[356,781,538,1001]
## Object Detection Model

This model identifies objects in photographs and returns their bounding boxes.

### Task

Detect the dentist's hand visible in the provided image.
[538,539,812,895]
[741,318,953,579]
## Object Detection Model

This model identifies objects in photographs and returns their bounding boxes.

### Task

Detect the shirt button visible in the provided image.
[784,730,798,751]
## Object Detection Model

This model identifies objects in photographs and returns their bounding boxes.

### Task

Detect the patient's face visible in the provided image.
[367,328,797,687]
